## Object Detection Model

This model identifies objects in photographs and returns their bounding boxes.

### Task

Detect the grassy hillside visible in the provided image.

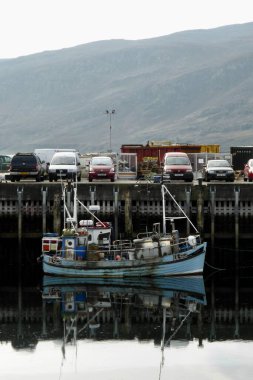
[1,22,253,154]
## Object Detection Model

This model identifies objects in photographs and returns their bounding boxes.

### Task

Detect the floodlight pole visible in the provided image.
[105,109,115,152]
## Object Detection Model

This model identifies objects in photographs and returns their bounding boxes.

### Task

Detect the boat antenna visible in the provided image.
[161,184,199,234]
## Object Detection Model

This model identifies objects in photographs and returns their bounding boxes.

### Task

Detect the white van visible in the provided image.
[34,149,78,165]
[48,151,81,182]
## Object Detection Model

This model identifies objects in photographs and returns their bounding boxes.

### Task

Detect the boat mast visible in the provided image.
[162,184,199,234]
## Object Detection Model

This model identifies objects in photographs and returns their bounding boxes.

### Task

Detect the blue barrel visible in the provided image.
[75,246,87,260]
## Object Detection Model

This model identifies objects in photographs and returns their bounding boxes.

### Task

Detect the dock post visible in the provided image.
[234,186,240,339]
[53,193,61,234]
[185,186,191,235]
[234,186,240,251]
[41,187,48,234]
[66,185,71,213]
[17,187,23,244]
[196,185,204,235]
[113,187,119,240]
[89,186,96,205]
[124,189,133,238]
[210,186,216,248]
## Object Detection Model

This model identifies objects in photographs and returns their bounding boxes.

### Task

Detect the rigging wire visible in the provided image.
[204,261,226,271]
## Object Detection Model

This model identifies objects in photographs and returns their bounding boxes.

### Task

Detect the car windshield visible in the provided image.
[208,160,230,167]
[165,157,190,165]
[12,156,35,164]
[51,156,75,165]
[91,157,112,165]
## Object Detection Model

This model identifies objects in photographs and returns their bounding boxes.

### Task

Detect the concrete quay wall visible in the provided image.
[0,181,252,239]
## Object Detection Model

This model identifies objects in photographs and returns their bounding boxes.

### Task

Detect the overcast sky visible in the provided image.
[0,0,252,59]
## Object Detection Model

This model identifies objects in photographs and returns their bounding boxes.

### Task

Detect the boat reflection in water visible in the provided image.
[42,276,206,364]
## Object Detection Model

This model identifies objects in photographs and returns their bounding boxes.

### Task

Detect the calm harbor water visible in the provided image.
[0,244,253,380]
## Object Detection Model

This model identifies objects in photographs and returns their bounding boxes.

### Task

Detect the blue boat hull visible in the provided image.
[43,242,206,278]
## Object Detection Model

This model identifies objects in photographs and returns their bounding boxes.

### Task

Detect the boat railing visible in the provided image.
[136,231,157,239]
[95,246,134,261]
[136,223,161,239]
[112,240,133,249]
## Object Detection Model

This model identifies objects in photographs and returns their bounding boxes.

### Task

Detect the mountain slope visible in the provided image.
[1,22,253,153]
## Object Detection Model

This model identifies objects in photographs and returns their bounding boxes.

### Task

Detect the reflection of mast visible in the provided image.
[158,302,193,380]
[158,307,167,380]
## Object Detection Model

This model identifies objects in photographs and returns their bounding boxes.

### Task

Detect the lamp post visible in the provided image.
[105,109,115,152]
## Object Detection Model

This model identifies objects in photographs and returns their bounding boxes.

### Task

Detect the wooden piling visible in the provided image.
[90,186,96,205]
[113,187,119,240]
[124,189,133,238]
[53,193,61,234]
[234,187,240,251]
[185,187,191,235]
[42,187,47,234]
[196,185,204,235]
[210,186,216,247]
[17,187,23,244]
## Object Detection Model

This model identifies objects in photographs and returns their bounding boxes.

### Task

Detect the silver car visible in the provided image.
[203,159,234,182]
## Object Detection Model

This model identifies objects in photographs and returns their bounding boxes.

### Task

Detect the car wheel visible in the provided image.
[244,176,247,182]
[111,177,115,182]
[36,176,41,182]
[88,178,92,182]
[10,176,15,182]
[77,175,81,182]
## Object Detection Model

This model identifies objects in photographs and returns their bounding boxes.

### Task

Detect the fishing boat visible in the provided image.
[41,183,206,277]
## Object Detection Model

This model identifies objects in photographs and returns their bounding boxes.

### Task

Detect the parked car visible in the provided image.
[243,159,253,182]
[162,152,193,182]
[203,159,234,182]
[88,156,115,182]
[0,155,12,172]
[48,151,81,182]
[9,153,46,182]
